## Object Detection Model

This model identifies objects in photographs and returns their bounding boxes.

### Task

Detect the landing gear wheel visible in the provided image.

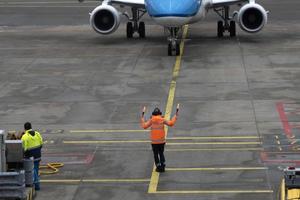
[217,21,224,38]
[175,43,180,56]
[168,43,172,56]
[138,21,145,38]
[229,20,236,37]
[167,41,180,56]
[126,22,133,38]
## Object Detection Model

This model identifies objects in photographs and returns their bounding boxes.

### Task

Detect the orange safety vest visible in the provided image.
[141,115,177,144]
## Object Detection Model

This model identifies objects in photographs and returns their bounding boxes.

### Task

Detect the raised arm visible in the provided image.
[164,115,177,127]
[141,117,152,129]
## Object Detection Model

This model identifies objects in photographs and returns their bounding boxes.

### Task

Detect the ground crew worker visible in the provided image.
[141,107,178,172]
[21,122,43,190]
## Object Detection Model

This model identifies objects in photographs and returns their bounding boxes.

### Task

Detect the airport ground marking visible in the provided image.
[167,136,260,140]
[166,167,268,171]
[148,25,188,194]
[281,179,285,200]
[63,140,149,144]
[63,140,261,145]
[69,129,149,133]
[167,141,261,145]
[153,190,273,194]
[166,148,263,151]
[41,178,150,184]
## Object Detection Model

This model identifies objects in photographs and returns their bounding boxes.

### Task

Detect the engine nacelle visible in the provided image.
[90,5,121,34]
[238,3,268,33]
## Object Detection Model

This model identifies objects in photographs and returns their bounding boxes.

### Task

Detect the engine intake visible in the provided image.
[238,3,268,33]
[90,5,121,34]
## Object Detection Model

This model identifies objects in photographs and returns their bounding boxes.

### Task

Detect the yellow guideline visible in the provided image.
[148,25,189,193]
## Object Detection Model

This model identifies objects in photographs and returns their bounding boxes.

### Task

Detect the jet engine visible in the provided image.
[90,5,121,34]
[238,3,268,33]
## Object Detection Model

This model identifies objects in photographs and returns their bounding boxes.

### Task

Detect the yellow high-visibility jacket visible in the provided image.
[21,129,43,160]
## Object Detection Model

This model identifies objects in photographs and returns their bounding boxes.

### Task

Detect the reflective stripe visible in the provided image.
[151,127,164,130]
[152,139,166,143]
[27,144,42,151]
[21,130,43,159]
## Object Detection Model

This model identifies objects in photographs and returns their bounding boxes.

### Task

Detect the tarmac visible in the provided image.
[0,0,300,199]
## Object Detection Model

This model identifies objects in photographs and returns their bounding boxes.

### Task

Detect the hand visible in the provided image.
[142,106,146,117]
[176,103,180,116]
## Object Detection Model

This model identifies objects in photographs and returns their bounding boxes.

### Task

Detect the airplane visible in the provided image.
[79,0,268,56]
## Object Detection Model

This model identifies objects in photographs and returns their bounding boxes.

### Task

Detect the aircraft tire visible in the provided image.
[138,22,146,38]
[217,21,224,38]
[229,21,236,37]
[168,43,172,56]
[175,43,180,56]
[127,22,133,38]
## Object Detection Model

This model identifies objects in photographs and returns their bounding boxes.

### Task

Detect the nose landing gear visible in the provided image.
[167,27,181,56]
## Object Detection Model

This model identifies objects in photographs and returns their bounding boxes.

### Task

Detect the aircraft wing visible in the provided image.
[105,0,145,8]
[210,0,248,8]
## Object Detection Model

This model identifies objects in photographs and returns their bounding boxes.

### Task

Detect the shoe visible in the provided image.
[161,164,165,172]
[155,165,162,172]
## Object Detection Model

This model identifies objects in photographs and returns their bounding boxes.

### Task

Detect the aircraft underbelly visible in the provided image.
[151,16,192,27]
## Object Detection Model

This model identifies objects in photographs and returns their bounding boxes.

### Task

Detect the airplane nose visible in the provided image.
[146,0,200,17]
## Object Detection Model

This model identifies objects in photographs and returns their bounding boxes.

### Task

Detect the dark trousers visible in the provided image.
[151,143,165,166]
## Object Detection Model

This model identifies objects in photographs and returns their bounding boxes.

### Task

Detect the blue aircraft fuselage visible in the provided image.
[145,0,201,17]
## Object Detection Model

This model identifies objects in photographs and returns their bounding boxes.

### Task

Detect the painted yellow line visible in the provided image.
[63,141,261,145]
[63,140,149,144]
[281,178,285,200]
[154,190,273,194]
[41,179,81,183]
[41,179,150,183]
[166,167,268,171]
[167,136,260,140]
[69,130,149,133]
[82,179,150,183]
[148,25,189,194]
[167,142,261,145]
[166,148,263,151]
[148,164,160,193]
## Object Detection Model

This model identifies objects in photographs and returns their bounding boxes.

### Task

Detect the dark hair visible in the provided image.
[24,122,32,130]
[152,108,162,116]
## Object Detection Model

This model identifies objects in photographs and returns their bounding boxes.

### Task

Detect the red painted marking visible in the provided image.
[84,154,94,164]
[276,102,294,139]
[263,159,300,164]
[260,152,300,164]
